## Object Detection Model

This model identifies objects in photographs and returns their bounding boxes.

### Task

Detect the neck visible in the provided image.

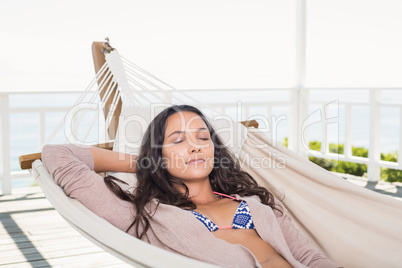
[175,178,219,206]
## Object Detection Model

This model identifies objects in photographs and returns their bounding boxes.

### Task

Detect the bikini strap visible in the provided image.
[213,191,237,200]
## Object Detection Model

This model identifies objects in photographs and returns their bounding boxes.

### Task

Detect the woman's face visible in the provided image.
[162,111,215,183]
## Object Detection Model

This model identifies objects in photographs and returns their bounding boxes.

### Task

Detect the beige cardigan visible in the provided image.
[42,144,337,268]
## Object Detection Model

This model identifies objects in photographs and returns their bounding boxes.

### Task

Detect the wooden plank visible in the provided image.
[240,119,259,128]
[19,141,114,170]
[0,237,94,254]
[0,245,104,265]
[0,223,70,236]
[92,41,122,140]
[0,229,83,245]
[27,252,124,268]
[19,152,42,170]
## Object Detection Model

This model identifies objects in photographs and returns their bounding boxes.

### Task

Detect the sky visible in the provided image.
[1,0,401,92]
[1,0,402,169]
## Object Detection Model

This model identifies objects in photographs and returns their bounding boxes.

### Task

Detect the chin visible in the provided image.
[179,171,212,182]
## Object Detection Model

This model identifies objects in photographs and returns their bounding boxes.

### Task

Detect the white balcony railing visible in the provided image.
[305,88,402,180]
[1,88,401,195]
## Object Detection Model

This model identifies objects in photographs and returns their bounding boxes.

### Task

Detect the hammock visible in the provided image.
[20,40,402,268]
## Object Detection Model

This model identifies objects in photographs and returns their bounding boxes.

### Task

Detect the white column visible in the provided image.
[367,89,381,181]
[296,0,306,89]
[1,94,12,195]
[291,0,308,157]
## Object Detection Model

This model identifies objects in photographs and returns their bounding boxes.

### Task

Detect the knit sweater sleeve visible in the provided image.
[41,144,134,232]
[274,200,338,268]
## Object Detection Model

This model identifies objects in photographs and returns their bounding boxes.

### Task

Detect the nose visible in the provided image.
[186,133,203,154]
[190,147,201,154]
[187,139,202,154]
[189,146,201,154]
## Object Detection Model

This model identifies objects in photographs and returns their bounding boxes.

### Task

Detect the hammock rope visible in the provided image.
[46,49,223,145]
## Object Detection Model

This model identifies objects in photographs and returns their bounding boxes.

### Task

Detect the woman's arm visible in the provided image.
[89,147,137,173]
[42,144,135,231]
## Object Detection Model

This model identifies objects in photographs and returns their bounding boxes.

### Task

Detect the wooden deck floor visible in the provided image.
[0,187,132,268]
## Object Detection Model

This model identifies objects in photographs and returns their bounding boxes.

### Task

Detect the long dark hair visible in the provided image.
[104,105,278,238]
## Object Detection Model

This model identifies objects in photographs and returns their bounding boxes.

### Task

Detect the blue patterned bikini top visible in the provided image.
[191,192,255,232]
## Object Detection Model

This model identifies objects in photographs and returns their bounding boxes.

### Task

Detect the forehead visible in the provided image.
[165,111,207,133]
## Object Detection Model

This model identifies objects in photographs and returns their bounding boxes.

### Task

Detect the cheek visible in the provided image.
[207,142,215,157]
[163,145,188,159]
[206,143,215,167]
[162,146,188,170]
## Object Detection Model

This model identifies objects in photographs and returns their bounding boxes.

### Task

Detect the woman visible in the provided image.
[42,105,337,268]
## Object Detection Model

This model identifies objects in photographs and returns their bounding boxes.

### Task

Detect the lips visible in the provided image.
[187,158,206,164]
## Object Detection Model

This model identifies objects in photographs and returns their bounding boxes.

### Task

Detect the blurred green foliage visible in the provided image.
[380,152,401,182]
[281,137,400,182]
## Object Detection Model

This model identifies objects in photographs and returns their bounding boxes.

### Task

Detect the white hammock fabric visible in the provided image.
[239,130,402,268]
[35,49,402,268]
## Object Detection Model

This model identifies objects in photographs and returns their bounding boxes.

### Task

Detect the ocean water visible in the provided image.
[4,90,401,189]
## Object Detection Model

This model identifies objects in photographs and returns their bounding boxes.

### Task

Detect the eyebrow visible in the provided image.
[167,128,209,138]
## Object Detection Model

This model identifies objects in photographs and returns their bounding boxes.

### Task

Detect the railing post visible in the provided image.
[321,103,329,154]
[290,89,309,157]
[39,111,46,149]
[344,104,353,158]
[368,89,381,181]
[399,106,402,168]
[0,94,12,195]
